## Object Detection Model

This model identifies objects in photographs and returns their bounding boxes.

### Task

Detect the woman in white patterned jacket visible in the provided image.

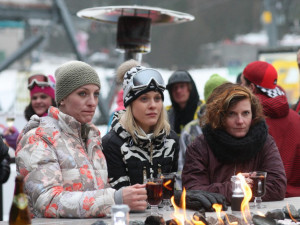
[15,61,147,218]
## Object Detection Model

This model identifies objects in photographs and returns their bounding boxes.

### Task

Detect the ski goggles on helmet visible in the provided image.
[28,74,52,89]
[123,68,166,98]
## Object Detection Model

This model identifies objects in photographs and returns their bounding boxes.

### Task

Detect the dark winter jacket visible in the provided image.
[182,120,287,203]
[102,111,179,190]
[0,136,10,184]
[166,71,202,135]
[256,91,300,197]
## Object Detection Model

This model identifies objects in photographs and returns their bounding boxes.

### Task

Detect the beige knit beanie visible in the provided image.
[55,61,101,104]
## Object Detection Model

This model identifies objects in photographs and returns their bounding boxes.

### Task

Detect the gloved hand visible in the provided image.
[3,126,19,150]
[174,190,228,212]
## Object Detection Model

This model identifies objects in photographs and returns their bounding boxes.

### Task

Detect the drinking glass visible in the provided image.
[250,171,267,209]
[161,173,175,211]
[146,178,163,216]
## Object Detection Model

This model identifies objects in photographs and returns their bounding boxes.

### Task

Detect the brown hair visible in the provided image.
[200,83,264,129]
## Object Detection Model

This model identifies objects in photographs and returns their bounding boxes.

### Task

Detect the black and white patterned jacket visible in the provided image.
[102,111,179,190]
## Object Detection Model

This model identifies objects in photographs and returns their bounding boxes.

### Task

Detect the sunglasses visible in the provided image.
[123,68,166,98]
[28,74,51,89]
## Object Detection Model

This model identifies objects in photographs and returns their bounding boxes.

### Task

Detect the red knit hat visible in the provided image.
[243,61,285,98]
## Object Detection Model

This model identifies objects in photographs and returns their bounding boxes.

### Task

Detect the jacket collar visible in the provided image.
[256,91,289,118]
[202,120,268,164]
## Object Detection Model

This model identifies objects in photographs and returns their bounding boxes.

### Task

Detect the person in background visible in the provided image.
[102,62,179,190]
[0,136,10,184]
[106,89,125,133]
[166,70,202,135]
[2,74,56,150]
[16,61,147,218]
[241,61,300,197]
[176,74,228,189]
[236,72,242,84]
[24,73,56,121]
[182,83,287,203]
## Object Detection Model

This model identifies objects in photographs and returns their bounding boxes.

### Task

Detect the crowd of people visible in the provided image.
[1,55,300,218]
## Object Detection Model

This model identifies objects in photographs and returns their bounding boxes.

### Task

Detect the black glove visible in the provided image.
[174,190,228,212]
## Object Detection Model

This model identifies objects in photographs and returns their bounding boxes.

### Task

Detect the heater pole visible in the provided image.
[124,52,143,63]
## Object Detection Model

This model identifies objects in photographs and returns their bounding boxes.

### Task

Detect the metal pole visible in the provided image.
[124,52,142,63]
[263,0,278,48]
[0,34,44,72]
[54,0,111,124]
[54,0,86,62]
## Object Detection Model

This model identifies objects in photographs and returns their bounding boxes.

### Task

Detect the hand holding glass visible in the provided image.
[250,171,267,209]
[146,178,163,216]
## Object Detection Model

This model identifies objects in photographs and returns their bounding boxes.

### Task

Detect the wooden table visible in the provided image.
[1,197,299,224]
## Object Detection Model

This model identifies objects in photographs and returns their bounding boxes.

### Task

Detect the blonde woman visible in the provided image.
[102,61,179,190]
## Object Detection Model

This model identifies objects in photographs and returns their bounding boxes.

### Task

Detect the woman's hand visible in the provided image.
[122,184,147,211]
[241,172,253,188]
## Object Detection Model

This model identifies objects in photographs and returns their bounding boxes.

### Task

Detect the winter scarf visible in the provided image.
[202,120,268,164]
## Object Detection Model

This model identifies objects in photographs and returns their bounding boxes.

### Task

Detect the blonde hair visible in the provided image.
[120,104,170,143]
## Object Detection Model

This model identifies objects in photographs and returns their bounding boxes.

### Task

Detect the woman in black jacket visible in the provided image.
[102,60,179,190]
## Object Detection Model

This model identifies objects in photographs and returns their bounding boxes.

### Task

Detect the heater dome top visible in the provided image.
[77,5,194,25]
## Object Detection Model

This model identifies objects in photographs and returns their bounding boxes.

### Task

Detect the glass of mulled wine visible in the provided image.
[146,178,163,216]
[161,173,175,211]
[250,171,267,209]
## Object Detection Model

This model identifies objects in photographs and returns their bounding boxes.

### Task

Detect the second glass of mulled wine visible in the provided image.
[250,171,267,209]
[161,173,175,211]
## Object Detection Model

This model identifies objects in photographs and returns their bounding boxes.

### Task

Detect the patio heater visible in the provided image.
[77,5,194,124]
[77,5,195,62]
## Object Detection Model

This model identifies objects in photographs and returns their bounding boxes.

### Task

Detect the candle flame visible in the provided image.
[171,188,206,225]
[212,204,224,224]
[237,173,252,224]
[212,204,238,225]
